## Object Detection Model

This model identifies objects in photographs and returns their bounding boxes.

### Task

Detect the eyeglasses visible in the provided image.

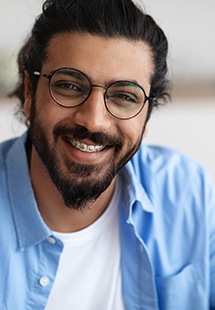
[33,67,153,120]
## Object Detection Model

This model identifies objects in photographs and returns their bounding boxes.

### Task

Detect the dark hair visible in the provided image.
[12,0,169,121]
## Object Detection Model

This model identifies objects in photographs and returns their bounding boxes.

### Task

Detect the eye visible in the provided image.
[112,92,137,103]
[54,81,82,91]
[51,80,88,97]
[107,91,139,108]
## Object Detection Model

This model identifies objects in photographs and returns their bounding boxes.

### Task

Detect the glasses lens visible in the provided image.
[50,69,90,107]
[105,81,145,119]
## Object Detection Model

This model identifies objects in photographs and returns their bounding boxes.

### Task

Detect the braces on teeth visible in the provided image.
[68,139,105,152]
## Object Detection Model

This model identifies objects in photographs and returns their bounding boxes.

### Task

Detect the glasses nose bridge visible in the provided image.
[88,84,108,103]
[90,83,107,94]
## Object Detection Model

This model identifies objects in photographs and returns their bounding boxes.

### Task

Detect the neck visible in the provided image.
[29,147,116,233]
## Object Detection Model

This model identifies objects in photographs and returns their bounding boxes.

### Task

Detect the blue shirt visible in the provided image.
[0,132,215,310]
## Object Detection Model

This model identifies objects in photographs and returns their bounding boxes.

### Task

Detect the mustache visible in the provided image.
[53,125,123,148]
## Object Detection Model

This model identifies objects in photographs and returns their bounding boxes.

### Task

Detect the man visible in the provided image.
[0,0,214,309]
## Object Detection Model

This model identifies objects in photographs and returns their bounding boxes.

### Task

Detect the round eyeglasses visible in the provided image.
[33,67,153,120]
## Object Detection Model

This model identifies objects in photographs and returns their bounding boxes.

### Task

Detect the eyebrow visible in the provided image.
[50,68,142,87]
[111,81,140,87]
[59,70,87,81]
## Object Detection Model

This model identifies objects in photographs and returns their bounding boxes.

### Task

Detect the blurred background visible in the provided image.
[0,0,215,178]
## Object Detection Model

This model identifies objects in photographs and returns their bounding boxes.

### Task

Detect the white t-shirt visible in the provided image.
[45,178,124,310]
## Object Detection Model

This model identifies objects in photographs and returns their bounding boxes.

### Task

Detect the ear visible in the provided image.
[23,72,32,119]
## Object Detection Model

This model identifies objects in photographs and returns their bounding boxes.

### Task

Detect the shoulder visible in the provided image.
[131,143,209,184]
[129,143,215,211]
[0,138,16,168]
[0,134,28,175]
[128,144,215,297]
[0,138,19,167]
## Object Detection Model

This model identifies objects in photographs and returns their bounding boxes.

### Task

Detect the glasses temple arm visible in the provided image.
[33,71,50,79]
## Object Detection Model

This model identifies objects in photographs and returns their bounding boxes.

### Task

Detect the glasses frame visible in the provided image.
[33,67,154,120]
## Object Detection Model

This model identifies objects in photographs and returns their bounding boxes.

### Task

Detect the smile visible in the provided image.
[67,138,106,153]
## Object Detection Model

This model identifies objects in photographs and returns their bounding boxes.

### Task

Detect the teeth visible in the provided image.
[67,139,105,152]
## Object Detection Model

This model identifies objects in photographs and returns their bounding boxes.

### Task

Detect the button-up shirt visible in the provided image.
[0,132,215,309]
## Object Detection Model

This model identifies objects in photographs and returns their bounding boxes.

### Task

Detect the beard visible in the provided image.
[28,100,146,210]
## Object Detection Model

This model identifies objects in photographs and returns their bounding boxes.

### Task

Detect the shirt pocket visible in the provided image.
[156,264,207,310]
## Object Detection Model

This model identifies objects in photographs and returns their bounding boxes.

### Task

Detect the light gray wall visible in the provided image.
[136,0,215,82]
[1,0,214,88]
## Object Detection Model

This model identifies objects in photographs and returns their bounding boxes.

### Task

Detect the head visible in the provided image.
[14,0,169,121]
[12,0,170,210]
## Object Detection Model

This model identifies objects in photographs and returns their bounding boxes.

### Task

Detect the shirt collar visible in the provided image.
[120,157,154,221]
[6,132,51,251]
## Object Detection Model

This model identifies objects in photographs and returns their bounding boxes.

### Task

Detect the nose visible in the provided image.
[73,88,112,132]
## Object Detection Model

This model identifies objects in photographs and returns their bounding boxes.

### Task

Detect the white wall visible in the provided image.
[144,98,215,180]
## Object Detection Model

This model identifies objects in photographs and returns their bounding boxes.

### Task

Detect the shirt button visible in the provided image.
[39,276,50,287]
[47,236,56,244]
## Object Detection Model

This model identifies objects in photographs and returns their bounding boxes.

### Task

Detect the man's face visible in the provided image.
[24,32,154,209]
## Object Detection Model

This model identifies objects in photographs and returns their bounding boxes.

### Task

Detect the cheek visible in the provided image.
[34,89,66,127]
[119,121,144,147]
[122,106,149,143]
[34,80,58,115]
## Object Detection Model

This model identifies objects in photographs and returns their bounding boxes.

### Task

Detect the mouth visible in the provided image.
[66,137,106,153]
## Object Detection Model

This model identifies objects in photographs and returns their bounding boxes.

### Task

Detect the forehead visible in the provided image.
[44,32,154,86]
